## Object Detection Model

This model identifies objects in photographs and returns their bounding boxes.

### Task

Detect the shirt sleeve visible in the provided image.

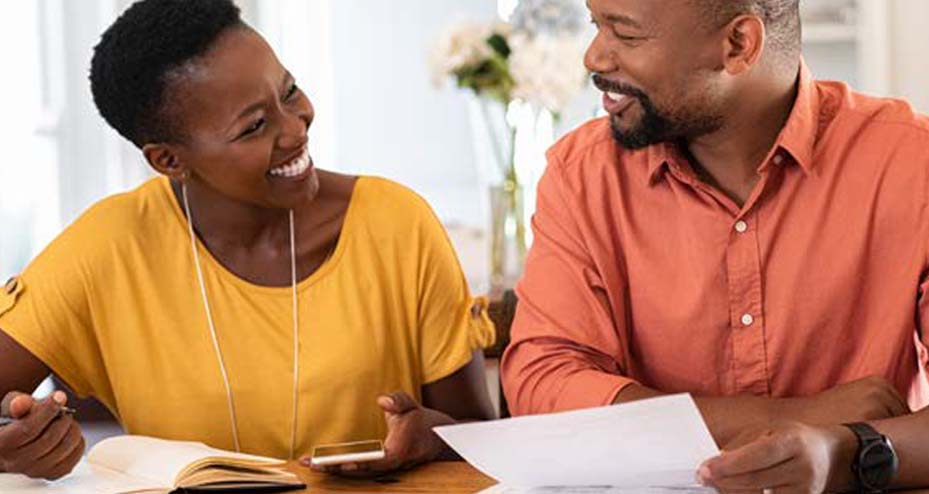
[0,224,109,399]
[415,198,495,385]
[501,151,637,415]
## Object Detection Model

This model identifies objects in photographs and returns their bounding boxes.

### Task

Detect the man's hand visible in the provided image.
[0,390,85,480]
[784,376,910,426]
[300,391,455,477]
[698,422,857,494]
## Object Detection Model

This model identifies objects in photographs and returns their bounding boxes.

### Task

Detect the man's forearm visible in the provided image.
[872,406,929,487]
[613,384,797,446]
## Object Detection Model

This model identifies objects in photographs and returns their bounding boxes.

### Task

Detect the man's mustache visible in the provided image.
[591,74,648,101]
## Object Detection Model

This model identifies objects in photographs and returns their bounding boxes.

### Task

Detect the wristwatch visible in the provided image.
[843,422,898,493]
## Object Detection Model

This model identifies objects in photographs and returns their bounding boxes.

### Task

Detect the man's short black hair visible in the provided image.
[692,0,801,66]
[89,0,244,148]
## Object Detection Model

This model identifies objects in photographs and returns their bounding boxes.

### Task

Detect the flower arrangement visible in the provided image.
[428,0,588,290]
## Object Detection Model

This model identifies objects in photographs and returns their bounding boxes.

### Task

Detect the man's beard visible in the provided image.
[592,74,722,150]
[610,94,675,150]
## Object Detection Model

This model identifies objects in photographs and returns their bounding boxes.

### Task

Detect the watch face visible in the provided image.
[860,442,898,490]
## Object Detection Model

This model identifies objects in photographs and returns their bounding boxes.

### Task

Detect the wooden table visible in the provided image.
[281,461,929,494]
[284,460,497,493]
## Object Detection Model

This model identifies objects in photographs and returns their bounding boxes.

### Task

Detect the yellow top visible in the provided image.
[0,176,493,459]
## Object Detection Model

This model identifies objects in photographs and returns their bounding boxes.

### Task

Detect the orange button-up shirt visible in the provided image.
[502,64,929,416]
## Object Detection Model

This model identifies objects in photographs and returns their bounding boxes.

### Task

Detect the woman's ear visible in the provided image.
[142,143,190,180]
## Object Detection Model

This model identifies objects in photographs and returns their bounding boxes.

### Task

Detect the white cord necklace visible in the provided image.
[182,183,301,459]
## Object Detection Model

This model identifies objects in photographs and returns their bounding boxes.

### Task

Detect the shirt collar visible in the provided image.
[645,59,819,186]
[767,59,818,175]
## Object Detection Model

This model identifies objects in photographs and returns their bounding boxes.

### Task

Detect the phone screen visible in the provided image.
[312,440,384,458]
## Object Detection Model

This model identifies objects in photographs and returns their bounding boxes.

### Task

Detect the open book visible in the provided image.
[0,435,305,494]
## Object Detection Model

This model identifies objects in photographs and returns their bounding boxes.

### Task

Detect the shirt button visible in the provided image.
[741,313,755,326]
[773,154,784,165]
[734,220,748,233]
[4,277,18,294]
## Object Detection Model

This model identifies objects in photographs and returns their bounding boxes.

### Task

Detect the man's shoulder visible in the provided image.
[547,117,619,169]
[820,80,929,140]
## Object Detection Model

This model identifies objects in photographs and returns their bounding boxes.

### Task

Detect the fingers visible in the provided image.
[43,433,85,481]
[703,457,797,492]
[17,415,76,465]
[701,433,794,480]
[36,425,85,481]
[1,392,34,418]
[21,420,84,480]
[50,391,67,407]
[318,455,406,478]
[377,392,419,415]
[5,397,68,448]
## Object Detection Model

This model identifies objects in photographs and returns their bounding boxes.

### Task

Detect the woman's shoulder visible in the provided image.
[351,175,435,220]
[19,176,173,282]
[71,176,170,232]
[52,177,173,253]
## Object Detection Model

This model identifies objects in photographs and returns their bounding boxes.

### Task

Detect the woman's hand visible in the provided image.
[697,422,857,494]
[0,391,85,480]
[301,391,456,477]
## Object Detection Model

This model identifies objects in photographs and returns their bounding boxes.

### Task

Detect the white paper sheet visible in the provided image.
[435,394,719,489]
[479,484,716,494]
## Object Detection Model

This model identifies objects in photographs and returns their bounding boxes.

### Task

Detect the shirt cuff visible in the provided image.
[554,369,639,411]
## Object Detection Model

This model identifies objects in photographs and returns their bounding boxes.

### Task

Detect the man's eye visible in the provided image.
[589,17,599,28]
[239,118,265,138]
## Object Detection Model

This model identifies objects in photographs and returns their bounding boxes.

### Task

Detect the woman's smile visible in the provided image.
[267,146,313,180]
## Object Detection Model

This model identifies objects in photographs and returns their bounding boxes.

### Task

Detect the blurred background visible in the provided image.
[1,0,928,292]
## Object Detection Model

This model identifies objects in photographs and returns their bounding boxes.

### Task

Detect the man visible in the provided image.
[501,0,929,492]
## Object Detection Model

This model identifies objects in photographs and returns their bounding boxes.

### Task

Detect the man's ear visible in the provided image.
[720,14,766,76]
[142,143,189,180]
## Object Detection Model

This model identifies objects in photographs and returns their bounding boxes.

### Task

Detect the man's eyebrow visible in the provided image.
[605,12,644,29]
[586,1,645,29]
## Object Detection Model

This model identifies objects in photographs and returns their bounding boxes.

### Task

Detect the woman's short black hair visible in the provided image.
[89,0,244,148]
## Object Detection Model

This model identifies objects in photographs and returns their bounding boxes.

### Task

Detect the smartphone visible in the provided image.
[310,439,386,467]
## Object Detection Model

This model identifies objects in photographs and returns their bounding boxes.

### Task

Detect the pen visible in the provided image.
[0,406,76,428]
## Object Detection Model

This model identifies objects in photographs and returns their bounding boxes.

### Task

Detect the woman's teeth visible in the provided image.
[268,149,310,178]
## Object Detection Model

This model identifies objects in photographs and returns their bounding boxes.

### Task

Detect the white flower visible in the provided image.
[510,0,586,36]
[428,21,495,88]
[509,34,587,113]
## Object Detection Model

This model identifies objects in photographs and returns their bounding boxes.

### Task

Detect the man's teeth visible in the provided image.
[607,92,626,102]
[268,149,310,177]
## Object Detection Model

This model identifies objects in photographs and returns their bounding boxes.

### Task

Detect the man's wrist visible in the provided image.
[826,425,859,492]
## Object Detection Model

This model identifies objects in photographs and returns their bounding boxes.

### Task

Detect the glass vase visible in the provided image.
[488,179,527,295]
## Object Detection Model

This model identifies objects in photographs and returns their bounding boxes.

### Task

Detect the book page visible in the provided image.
[0,460,165,494]
[88,435,285,486]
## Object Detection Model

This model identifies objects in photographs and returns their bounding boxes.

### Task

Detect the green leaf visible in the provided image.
[486,33,511,59]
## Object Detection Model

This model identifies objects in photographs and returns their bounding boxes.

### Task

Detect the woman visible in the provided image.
[0,0,495,480]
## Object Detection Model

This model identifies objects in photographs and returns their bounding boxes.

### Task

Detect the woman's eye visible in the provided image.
[285,83,299,100]
[239,118,265,138]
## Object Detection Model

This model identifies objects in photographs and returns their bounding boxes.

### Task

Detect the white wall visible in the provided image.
[886,0,929,112]
[327,1,498,226]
